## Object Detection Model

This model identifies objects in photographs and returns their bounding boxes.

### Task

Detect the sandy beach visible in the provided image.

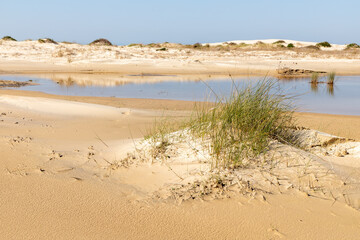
[1,39,360,239]
[1,39,360,77]
[0,89,360,239]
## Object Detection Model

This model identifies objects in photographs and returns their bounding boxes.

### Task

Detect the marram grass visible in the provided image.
[188,79,296,168]
[147,79,297,169]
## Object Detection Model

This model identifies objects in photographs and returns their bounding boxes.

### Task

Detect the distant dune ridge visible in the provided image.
[1,37,360,76]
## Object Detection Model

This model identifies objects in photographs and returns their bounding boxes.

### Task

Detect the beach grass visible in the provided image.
[187,79,296,168]
[311,72,319,84]
[327,72,336,85]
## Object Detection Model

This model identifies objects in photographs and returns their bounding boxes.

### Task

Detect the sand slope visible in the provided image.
[1,95,360,239]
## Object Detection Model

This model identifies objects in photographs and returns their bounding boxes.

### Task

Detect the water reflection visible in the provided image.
[1,73,360,115]
[326,84,334,96]
[310,82,318,93]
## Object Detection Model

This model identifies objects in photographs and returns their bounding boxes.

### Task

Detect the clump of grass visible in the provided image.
[156,47,167,51]
[2,36,17,41]
[193,43,202,48]
[89,38,112,46]
[128,43,143,47]
[38,38,58,44]
[273,40,285,44]
[287,43,295,48]
[316,41,332,48]
[311,72,319,83]
[303,45,320,50]
[188,79,296,169]
[327,72,336,85]
[346,43,360,49]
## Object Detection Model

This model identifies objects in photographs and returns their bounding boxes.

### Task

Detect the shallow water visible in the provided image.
[1,74,360,116]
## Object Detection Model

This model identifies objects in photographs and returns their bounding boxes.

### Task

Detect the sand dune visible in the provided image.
[1,94,360,238]
[1,39,360,76]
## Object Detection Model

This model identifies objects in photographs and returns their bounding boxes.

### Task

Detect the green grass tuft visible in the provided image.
[2,36,17,41]
[187,79,296,169]
[316,41,332,48]
[327,72,336,85]
[311,72,319,83]
[287,43,295,48]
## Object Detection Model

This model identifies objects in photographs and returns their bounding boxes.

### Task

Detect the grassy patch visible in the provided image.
[273,40,285,44]
[327,72,336,85]
[38,38,58,44]
[1,36,16,41]
[156,47,167,51]
[89,38,112,46]
[146,79,297,169]
[311,72,319,83]
[287,43,295,48]
[346,43,360,49]
[187,79,296,168]
[316,41,332,48]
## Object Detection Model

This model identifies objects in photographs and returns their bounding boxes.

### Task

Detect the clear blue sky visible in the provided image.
[1,0,359,45]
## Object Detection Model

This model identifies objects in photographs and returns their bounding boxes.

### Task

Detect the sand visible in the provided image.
[1,39,360,76]
[0,90,360,239]
[1,39,360,239]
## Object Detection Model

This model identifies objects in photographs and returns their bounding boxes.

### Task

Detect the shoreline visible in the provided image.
[1,88,360,141]
[2,60,360,77]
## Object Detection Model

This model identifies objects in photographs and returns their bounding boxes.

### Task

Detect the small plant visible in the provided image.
[316,41,332,48]
[38,38,58,44]
[188,79,296,168]
[273,40,285,44]
[311,72,319,83]
[304,45,320,50]
[156,47,167,51]
[128,43,143,47]
[1,36,16,41]
[193,43,202,48]
[346,43,360,49]
[89,38,112,46]
[327,72,336,85]
[287,43,295,48]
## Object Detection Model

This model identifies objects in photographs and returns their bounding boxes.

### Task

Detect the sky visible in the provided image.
[1,0,359,45]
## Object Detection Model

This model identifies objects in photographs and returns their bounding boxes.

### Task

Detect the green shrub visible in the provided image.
[193,43,202,48]
[273,40,285,44]
[89,38,112,46]
[316,41,332,48]
[346,43,360,49]
[156,47,167,51]
[38,38,58,44]
[2,36,16,41]
[287,43,295,48]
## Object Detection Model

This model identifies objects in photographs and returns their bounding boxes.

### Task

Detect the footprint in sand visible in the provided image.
[267,227,285,238]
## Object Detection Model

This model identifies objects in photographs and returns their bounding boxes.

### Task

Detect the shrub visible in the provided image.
[303,45,320,50]
[193,43,202,48]
[128,43,143,47]
[89,38,112,46]
[38,38,58,44]
[316,41,332,48]
[2,36,16,41]
[273,40,285,44]
[287,43,295,48]
[156,47,167,51]
[346,43,360,49]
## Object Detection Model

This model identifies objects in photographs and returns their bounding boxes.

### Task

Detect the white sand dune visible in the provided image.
[208,39,347,50]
